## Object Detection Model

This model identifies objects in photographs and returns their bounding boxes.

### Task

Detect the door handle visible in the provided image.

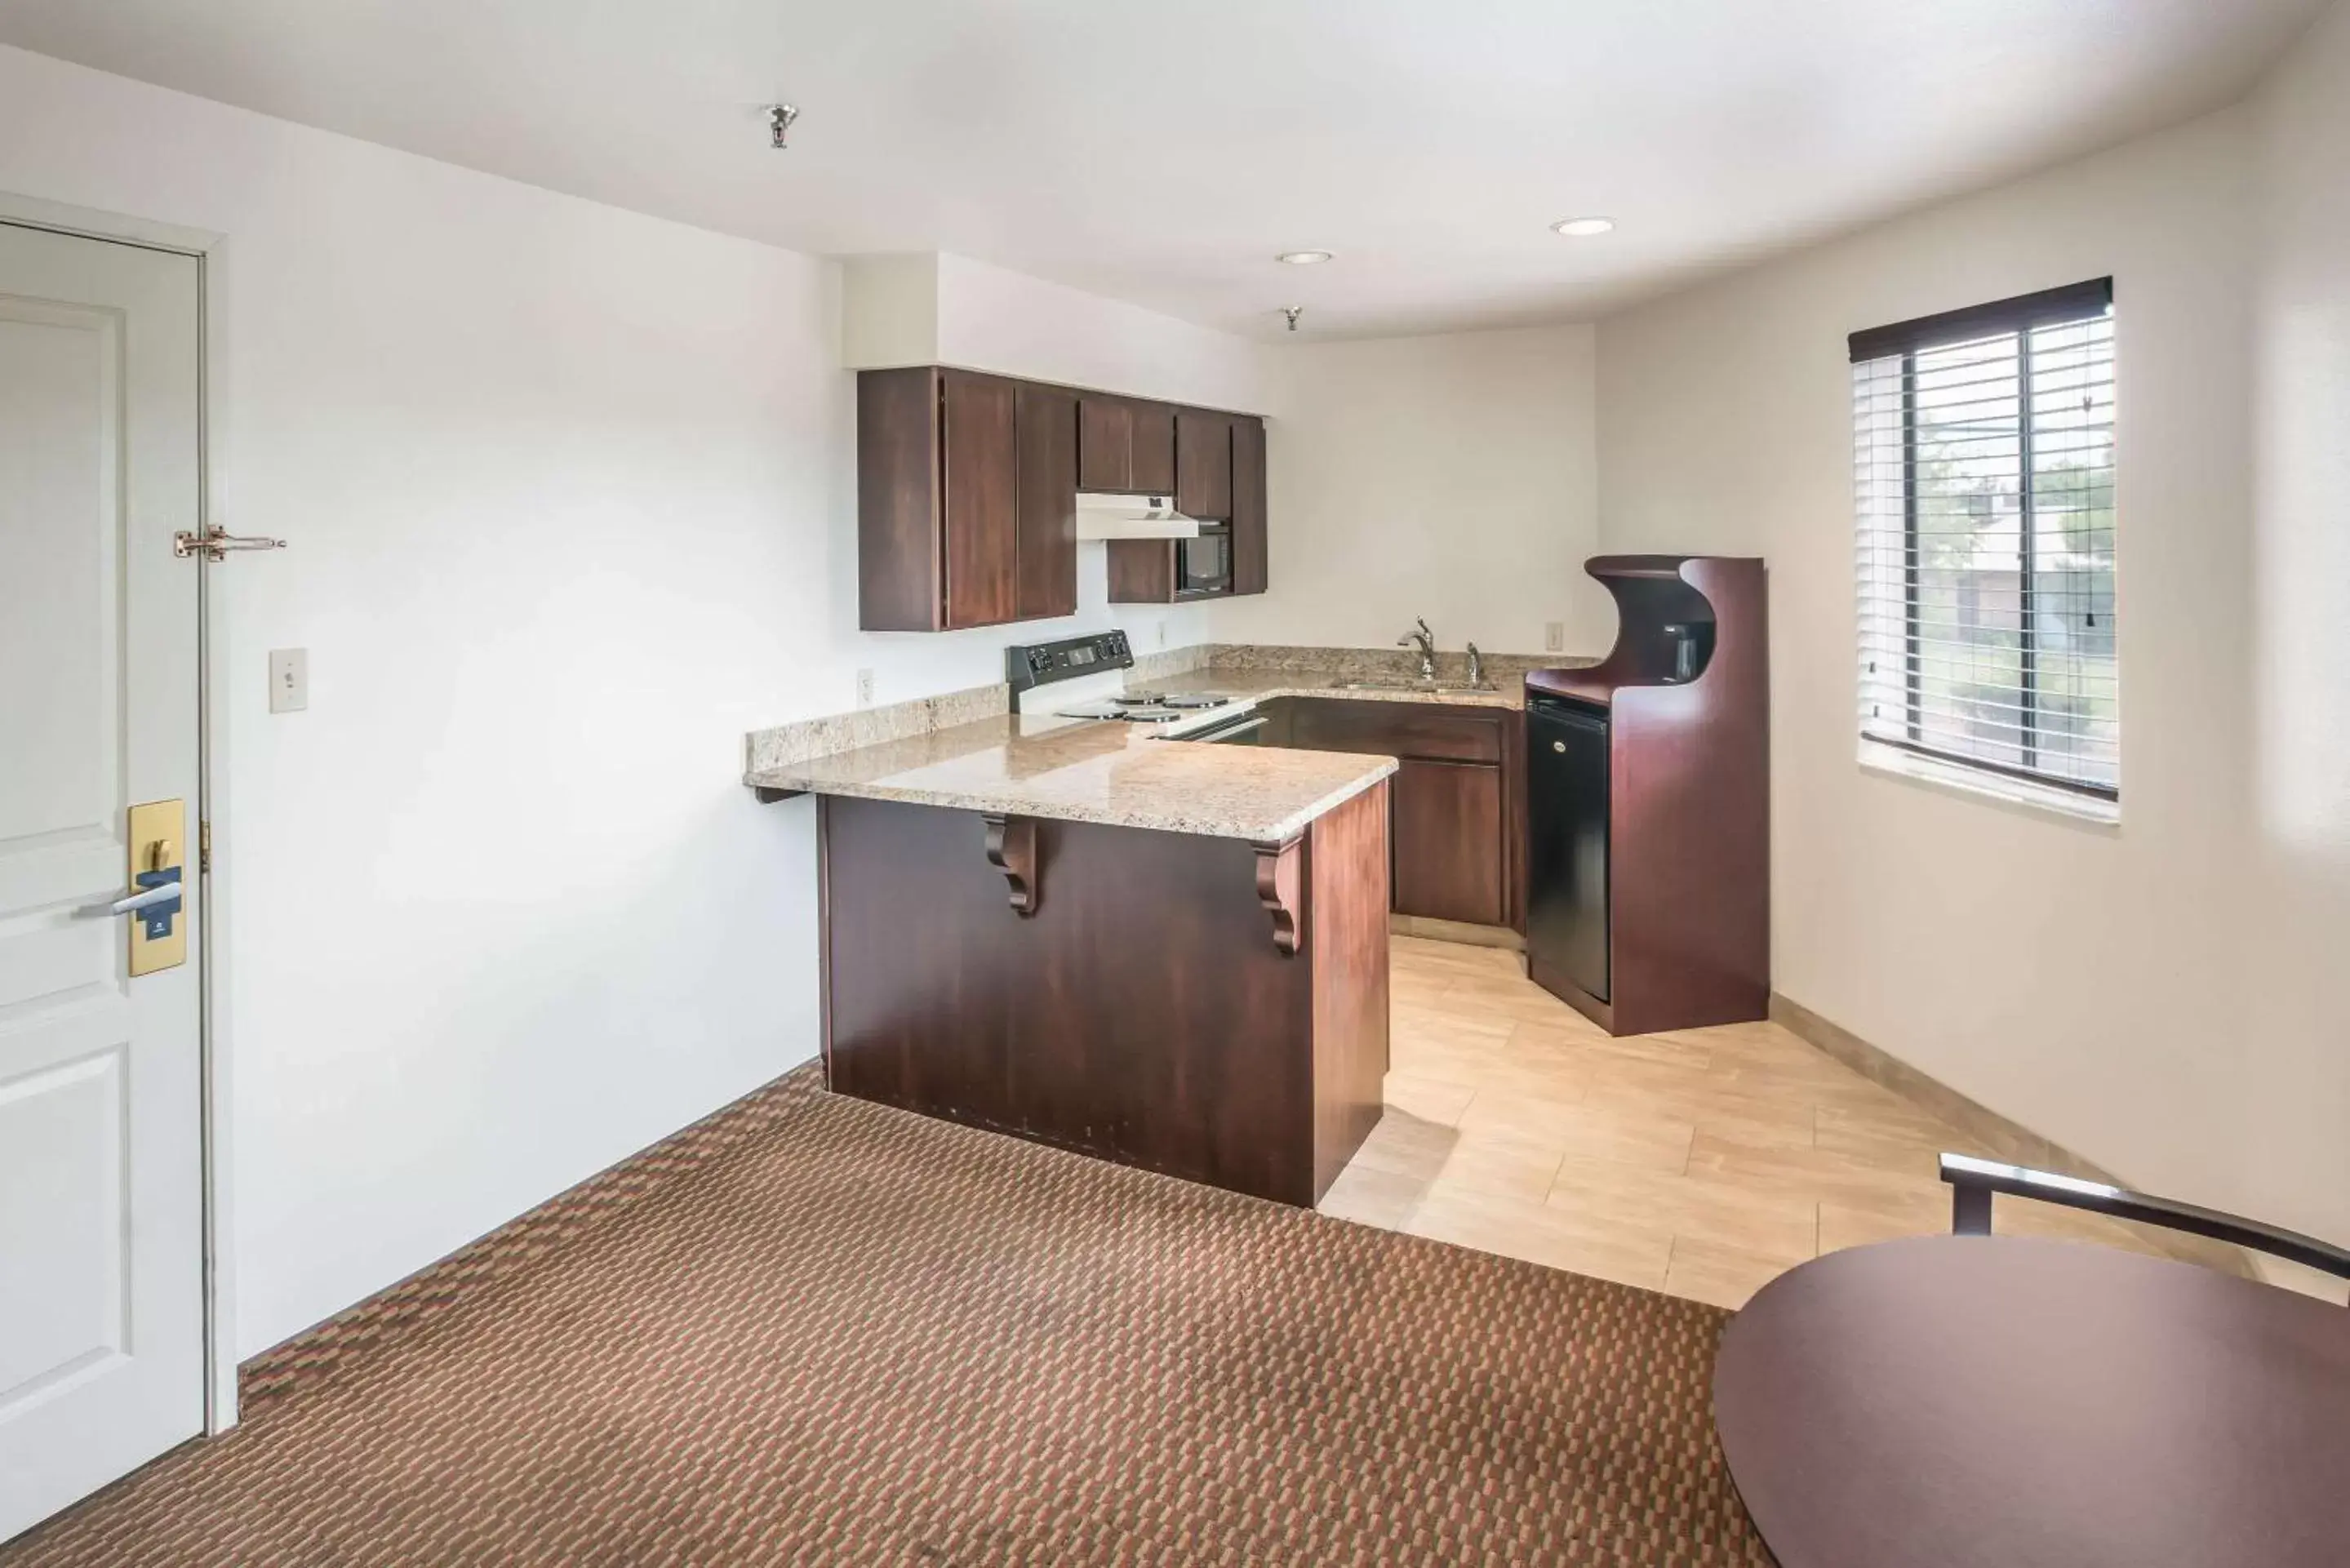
[80,882,184,920]
[83,799,190,973]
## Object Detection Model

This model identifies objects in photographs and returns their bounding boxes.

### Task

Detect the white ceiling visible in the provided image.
[0,0,2321,339]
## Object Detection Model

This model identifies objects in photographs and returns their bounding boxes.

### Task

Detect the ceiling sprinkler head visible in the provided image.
[767,104,801,149]
[1282,305,1304,333]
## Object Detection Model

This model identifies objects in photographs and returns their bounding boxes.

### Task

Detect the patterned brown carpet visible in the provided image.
[2,1067,1766,1566]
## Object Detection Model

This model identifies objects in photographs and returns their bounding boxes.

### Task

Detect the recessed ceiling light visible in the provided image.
[1551,216,1615,238]
[1276,250,1333,265]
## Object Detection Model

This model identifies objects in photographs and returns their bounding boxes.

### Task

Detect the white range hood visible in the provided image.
[1074,490,1201,541]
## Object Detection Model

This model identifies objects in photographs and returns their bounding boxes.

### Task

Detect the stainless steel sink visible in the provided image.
[1326,678,1499,695]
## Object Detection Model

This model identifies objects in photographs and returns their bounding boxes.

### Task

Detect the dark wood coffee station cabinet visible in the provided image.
[1523,555,1769,1036]
[857,368,1267,631]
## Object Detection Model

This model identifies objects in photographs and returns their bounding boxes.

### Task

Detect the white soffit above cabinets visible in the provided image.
[0,0,2322,338]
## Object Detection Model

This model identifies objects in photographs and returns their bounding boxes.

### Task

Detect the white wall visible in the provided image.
[839,253,940,372]
[2244,0,2350,1242]
[932,253,1269,417]
[1597,82,2350,1243]
[0,43,1264,1360]
[1208,325,1609,657]
[842,251,1268,417]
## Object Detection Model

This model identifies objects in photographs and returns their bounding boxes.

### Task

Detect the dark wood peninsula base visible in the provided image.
[819,783,1391,1206]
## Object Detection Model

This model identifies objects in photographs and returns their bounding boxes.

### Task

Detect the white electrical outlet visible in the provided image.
[1157,623,1167,649]
[268,648,308,713]
[855,669,875,708]
[1544,621,1566,653]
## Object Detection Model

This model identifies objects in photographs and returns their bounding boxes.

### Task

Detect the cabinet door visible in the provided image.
[1175,410,1233,519]
[940,371,1019,629]
[1230,415,1267,595]
[1106,540,1176,603]
[1131,402,1177,494]
[857,367,944,631]
[1016,383,1078,620]
[1077,396,1131,491]
[1392,760,1506,926]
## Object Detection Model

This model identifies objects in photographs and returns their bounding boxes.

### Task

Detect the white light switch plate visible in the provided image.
[1544,621,1566,652]
[269,648,308,713]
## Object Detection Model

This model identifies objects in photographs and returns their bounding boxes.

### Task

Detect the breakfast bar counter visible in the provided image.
[746,709,1396,841]
[753,693,1394,1208]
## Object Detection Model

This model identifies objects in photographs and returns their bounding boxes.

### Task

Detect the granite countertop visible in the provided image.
[740,646,1606,837]
[745,712,1397,842]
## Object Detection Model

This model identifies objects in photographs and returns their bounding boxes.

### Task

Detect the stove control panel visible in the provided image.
[1006,630,1135,692]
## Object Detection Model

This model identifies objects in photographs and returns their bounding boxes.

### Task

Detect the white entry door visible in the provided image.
[0,220,206,1544]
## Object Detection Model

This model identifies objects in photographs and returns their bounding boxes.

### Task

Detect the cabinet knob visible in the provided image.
[1552,740,1566,753]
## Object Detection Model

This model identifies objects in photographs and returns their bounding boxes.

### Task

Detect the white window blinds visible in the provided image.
[1851,279,2117,800]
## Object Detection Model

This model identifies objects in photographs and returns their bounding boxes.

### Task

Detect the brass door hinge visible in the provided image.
[199,819,211,875]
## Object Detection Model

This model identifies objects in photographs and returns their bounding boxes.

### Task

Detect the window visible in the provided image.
[1851,278,2117,804]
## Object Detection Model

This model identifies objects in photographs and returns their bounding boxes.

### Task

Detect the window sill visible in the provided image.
[1858,741,2120,830]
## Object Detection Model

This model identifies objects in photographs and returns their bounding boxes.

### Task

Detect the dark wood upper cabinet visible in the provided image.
[940,370,1020,630]
[1079,396,1179,495]
[1077,397,1132,491]
[860,366,1070,632]
[1111,408,1261,606]
[1131,402,1177,494]
[861,367,1262,629]
[1175,409,1234,520]
[1231,415,1267,597]
[857,367,945,632]
[1015,383,1078,621]
[1105,540,1175,604]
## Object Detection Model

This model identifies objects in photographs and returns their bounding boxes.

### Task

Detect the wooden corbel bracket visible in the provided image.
[982,813,1040,915]
[1251,835,1306,957]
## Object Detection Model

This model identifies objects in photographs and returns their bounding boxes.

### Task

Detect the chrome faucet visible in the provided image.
[1465,642,1484,687]
[1399,618,1437,680]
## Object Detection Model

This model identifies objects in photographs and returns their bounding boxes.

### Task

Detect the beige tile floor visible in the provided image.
[1319,935,2173,1310]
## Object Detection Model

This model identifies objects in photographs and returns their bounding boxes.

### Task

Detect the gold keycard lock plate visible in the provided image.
[128,798,187,977]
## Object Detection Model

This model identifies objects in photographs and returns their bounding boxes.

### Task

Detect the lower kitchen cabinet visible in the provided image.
[1270,697,1522,931]
[1392,759,1505,926]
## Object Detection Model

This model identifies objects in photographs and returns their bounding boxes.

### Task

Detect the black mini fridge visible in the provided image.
[1526,695,1610,1002]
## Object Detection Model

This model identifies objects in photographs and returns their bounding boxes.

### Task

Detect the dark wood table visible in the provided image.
[1713,1234,2350,1567]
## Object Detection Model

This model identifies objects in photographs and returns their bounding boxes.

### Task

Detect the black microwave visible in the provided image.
[1176,523,1233,597]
